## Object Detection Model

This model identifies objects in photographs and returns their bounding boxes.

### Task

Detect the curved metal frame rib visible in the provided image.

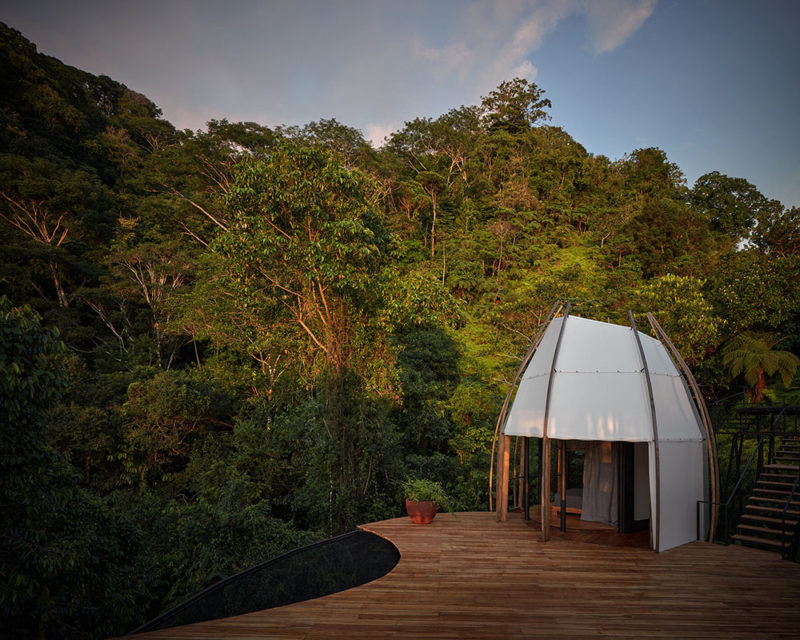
[645,312,719,542]
[490,300,562,513]
[629,311,661,552]
[539,301,571,540]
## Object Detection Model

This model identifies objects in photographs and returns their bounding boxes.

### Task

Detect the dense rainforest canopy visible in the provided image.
[1,23,798,638]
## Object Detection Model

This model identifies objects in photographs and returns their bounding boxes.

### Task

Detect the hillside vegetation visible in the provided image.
[1,23,798,638]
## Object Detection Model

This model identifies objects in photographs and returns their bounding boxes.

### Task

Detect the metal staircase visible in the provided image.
[732,436,800,556]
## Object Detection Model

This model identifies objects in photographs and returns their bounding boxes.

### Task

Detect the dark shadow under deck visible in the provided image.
[130,530,399,634]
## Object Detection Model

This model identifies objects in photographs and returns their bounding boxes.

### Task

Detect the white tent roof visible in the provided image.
[503,315,703,443]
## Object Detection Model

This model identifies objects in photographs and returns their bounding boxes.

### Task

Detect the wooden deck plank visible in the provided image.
[129,511,800,639]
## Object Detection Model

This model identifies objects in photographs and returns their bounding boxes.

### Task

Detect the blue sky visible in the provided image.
[2,0,798,207]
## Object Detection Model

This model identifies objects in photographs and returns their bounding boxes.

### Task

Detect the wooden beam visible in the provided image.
[499,435,511,522]
[522,437,530,521]
[542,436,551,540]
[495,433,506,521]
[512,437,519,509]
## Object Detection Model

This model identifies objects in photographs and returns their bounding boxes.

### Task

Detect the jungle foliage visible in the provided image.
[1,24,799,638]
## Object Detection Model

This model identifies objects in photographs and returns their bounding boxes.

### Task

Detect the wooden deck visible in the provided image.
[131,511,800,639]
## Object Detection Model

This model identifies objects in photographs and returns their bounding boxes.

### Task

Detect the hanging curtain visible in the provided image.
[581,441,618,526]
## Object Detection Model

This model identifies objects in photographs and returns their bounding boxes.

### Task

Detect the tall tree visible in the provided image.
[753,205,800,257]
[215,141,390,375]
[636,274,723,364]
[691,171,776,244]
[0,155,111,307]
[480,78,551,134]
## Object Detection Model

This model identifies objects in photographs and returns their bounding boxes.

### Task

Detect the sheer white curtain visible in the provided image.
[581,441,618,526]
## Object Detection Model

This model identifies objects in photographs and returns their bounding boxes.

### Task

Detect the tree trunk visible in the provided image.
[49,261,69,308]
[430,193,437,258]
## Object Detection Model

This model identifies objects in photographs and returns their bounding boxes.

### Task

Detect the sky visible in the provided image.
[2,0,798,208]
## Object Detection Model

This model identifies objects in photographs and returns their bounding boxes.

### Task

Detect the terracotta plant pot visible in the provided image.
[406,499,438,524]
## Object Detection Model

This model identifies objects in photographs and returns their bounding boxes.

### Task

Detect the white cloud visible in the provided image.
[413,37,474,81]
[584,0,658,53]
[5,0,656,137]
[365,122,400,148]
[480,1,570,88]
[406,0,655,100]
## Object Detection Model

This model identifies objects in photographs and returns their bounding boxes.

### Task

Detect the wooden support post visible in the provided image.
[538,438,543,509]
[496,433,506,521]
[541,437,551,541]
[500,435,511,522]
[512,437,519,509]
[523,437,530,521]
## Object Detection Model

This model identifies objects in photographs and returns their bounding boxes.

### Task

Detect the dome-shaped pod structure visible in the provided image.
[494,306,719,552]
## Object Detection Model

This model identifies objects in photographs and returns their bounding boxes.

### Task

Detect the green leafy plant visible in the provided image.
[402,478,454,512]
[720,331,800,402]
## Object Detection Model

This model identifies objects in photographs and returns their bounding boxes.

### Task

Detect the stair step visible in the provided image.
[757,493,797,503]
[740,513,798,526]
[760,473,797,481]
[745,505,800,518]
[764,464,800,471]
[753,484,794,491]
[759,478,796,485]
[737,523,785,537]
[731,534,785,549]
[749,495,800,506]
[753,490,797,502]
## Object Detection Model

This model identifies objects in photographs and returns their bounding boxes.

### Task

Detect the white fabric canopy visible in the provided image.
[504,316,703,444]
[503,315,708,551]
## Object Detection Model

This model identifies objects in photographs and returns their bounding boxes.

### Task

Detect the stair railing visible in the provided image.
[780,467,800,561]
[698,436,765,543]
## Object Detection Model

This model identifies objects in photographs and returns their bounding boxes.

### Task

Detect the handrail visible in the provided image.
[710,390,750,408]
[697,436,765,542]
[726,437,765,506]
[716,403,799,437]
[772,406,789,431]
[780,467,800,560]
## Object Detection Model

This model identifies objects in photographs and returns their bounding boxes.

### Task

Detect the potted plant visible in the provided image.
[402,478,454,524]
